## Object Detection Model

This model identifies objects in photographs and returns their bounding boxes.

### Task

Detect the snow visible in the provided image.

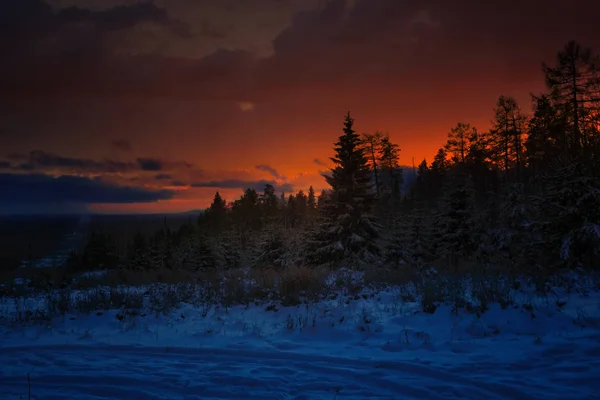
[1,279,600,399]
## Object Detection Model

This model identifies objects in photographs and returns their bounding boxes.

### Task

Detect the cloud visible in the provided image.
[0,0,193,99]
[155,173,172,180]
[313,158,328,167]
[255,164,285,180]
[0,173,174,206]
[191,179,293,193]
[12,150,193,175]
[170,180,188,187]
[2,0,599,106]
[0,0,437,102]
[0,161,10,169]
[6,153,28,161]
[55,2,191,37]
[319,169,332,178]
[111,139,133,152]
[137,157,163,171]
[21,150,136,173]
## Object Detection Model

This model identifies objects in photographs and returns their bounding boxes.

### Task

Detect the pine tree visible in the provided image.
[295,189,308,221]
[532,159,600,270]
[81,232,119,271]
[409,159,429,205]
[428,148,448,200]
[308,112,380,266]
[525,95,566,180]
[126,232,149,270]
[378,135,403,202]
[173,233,217,272]
[261,184,279,224]
[432,165,478,273]
[317,189,328,209]
[214,229,242,269]
[386,208,431,271]
[307,186,317,212]
[148,228,172,270]
[252,226,290,270]
[543,41,600,157]
[361,131,384,197]
[206,191,228,234]
[445,123,478,164]
[489,96,527,180]
[231,188,262,246]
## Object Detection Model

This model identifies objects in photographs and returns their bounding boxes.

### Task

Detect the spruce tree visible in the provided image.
[378,135,403,203]
[386,208,432,271]
[206,191,228,234]
[432,165,478,273]
[543,41,600,157]
[489,96,526,180]
[361,131,383,197]
[252,226,290,270]
[532,159,600,271]
[445,123,478,164]
[307,186,317,212]
[525,95,566,180]
[308,112,380,266]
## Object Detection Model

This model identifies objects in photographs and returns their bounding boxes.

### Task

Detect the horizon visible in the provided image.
[1,0,599,214]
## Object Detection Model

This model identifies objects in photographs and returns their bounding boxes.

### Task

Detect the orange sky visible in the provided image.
[1,0,599,214]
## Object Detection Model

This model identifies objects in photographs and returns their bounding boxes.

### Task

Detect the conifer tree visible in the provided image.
[432,165,478,273]
[361,131,384,197]
[543,41,600,157]
[82,232,119,270]
[295,189,308,220]
[317,189,328,209]
[489,96,526,180]
[308,112,380,266]
[525,95,566,180]
[532,159,600,270]
[378,135,403,202]
[206,191,228,234]
[252,226,290,270]
[445,123,478,164]
[386,208,432,271]
[173,233,217,272]
[261,184,279,224]
[126,232,149,270]
[307,186,317,212]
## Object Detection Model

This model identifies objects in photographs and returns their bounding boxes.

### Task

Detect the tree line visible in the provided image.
[70,40,600,278]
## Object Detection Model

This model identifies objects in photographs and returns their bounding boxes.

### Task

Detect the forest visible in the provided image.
[65,40,599,289]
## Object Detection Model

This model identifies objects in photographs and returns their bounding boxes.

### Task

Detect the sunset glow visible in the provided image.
[1,0,599,214]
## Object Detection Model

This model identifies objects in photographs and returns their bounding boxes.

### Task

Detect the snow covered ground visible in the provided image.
[1,278,600,399]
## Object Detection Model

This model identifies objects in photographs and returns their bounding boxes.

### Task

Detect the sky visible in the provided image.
[1,0,599,214]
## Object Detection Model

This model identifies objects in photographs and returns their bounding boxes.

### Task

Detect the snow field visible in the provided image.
[1,272,600,399]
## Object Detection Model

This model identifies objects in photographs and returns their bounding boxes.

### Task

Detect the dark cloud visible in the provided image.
[0,161,10,169]
[191,179,293,193]
[155,173,172,180]
[0,173,174,206]
[20,150,136,173]
[255,164,285,180]
[137,157,163,171]
[170,180,188,187]
[11,150,194,175]
[111,139,133,152]
[0,0,192,99]
[313,158,328,167]
[55,2,191,37]
[319,170,332,178]
[6,153,28,161]
[5,0,598,104]
[0,0,189,54]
